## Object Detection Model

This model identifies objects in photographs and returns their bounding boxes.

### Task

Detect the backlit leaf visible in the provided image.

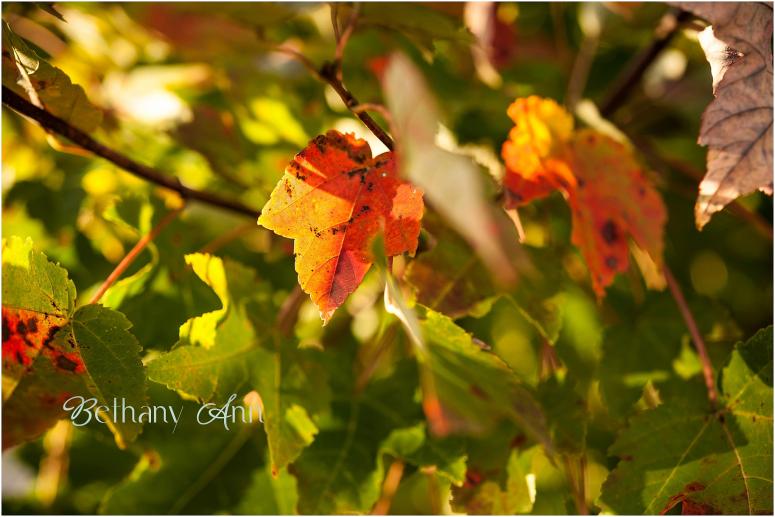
[600,326,773,514]
[2,23,102,134]
[405,214,496,319]
[501,96,666,298]
[146,253,327,471]
[418,307,550,450]
[672,2,773,229]
[2,237,146,449]
[383,53,515,284]
[258,130,424,323]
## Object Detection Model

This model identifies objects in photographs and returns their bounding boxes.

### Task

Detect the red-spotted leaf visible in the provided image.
[258,130,424,322]
[501,97,666,298]
[2,237,146,449]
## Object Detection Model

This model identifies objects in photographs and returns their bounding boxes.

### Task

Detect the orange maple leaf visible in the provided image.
[259,130,424,322]
[502,96,666,297]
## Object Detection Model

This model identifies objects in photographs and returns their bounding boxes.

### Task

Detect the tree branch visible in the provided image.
[599,7,691,117]
[318,65,394,150]
[269,5,394,150]
[2,86,260,219]
[664,265,719,408]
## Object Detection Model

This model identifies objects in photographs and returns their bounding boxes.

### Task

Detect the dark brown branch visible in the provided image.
[2,86,261,219]
[599,8,691,117]
[319,63,394,150]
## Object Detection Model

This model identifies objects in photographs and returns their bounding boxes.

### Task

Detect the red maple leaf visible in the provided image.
[259,130,424,322]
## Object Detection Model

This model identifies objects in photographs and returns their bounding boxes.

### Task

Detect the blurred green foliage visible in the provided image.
[1,2,771,515]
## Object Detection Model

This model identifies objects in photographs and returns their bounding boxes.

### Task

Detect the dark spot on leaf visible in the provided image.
[605,256,618,269]
[2,316,10,343]
[55,354,81,373]
[601,220,619,244]
[42,325,60,350]
[469,384,489,400]
[16,320,27,335]
[685,482,705,493]
[313,135,327,153]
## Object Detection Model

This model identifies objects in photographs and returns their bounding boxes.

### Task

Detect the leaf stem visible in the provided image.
[2,87,260,219]
[599,7,691,117]
[88,206,184,305]
[664,265,718,407]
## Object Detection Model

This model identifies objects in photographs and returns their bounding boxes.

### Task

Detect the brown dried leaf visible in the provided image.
[675,2,773,228]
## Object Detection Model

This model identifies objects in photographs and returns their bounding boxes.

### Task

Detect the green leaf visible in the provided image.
[293,358,423,514]
[380,422,467,486]
[405,214,496,319]
[599,295,739,417]
[147,253,327,472]
[356,3,474,56]
[2,236,75,317]
[236,464,299,515]
[462,449,534,514]
[537,376,588,454]
[418,307,551,450]
[100,386,261,514]
[146,253,270,402]
[251,341,328,473]
[2,23,102,133]
[2,237,146,449]
[599,326,773,514]
[69,305,147,446]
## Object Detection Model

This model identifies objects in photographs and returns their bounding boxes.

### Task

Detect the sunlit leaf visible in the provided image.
[502,96,666,297]
[258,130,423,323]
[600,326,773,514]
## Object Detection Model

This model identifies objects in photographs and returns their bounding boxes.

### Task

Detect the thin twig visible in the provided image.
[2,87,260,219]
[372,460,405,515]
[334,3,361,76]
[330,3,341,43]
[664,265,718,408]
[88,206,184,305]
[275,285,306,337]
[599,8,691,117]
[273,45,323,79]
